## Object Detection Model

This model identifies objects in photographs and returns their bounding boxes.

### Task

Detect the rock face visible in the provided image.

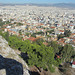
[0,36,30,75]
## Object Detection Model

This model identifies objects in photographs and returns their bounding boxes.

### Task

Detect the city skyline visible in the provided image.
[0,0,75,4]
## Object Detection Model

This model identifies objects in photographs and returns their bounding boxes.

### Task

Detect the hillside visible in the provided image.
[0,36,30,75]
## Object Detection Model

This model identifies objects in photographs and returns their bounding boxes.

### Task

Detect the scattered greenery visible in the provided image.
[57,34,64,40]
[0,19,10,27]
[46,30,54,34]
[25,32,30,37]
[17,23,23,26]
[64,30,71,37]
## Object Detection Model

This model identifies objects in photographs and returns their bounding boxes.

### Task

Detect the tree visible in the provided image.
[57,34,64,40]
[17,23,23,26]
[25,33,30,37]
[36,31,44,35]
[6,21,10,24]
[74,26,75,29]
[34,38,44,45]
[8,35,22,49]
[61,44,74,62]
[14,22,16,24]
[46,30,54,34]
[20,40,31,52]
[27,43,55,72]
[19,30,22,35]
[20,40,56,72]
[31,33,36,37]
[48,41,60,54]
[64,30,71,37]
[4,31,9,41]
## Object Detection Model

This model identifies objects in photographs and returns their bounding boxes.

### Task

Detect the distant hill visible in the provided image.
[31,3,75,9]
[53,3,75,9]
[0,3,75,9]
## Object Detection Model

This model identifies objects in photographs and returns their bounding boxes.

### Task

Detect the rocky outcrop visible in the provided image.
[0,36,30,75]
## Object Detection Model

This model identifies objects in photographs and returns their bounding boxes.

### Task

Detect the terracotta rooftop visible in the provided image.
[43,42,48,46]
[27,37,39,41]
[50,27,55,28]
[59,30,64,32]
[72,61,75,65]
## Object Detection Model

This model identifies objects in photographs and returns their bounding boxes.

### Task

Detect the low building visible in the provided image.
[27,37,39,42]
[72,61,75,68]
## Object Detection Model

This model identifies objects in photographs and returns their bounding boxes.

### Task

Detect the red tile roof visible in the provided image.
[27,37,39,41]
[50,27,55,28]
[43,42,48,46]
[56,54,60,58]
[59,30,64,32]
[70,25,73,26]
[72,61,75,65]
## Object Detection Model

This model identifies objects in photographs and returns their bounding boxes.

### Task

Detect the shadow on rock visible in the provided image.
[0,55,23,75]
[29,70,40,75]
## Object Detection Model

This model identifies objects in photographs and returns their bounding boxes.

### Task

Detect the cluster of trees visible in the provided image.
[57,34,64,40]
[46,30,54,34]
[25,32,31,37]
[57,30,71,40]
[0,19,10,27]
[0,31,74,73]
[49,41,75,62]
[8,35,56,72]
[48,41,62,54]
[64,30,71,37]
[0,31,9,41]
[31,32,44,37]
[17,23,23,26]
[31,30,54,38]
[0,19,6,27]
[13,22,23,26]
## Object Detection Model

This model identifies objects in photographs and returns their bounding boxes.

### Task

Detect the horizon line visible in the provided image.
[0,2,75,4]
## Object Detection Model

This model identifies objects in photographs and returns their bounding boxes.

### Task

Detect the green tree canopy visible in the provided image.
[64,30,71,37]
[61,44,74,62]
[48,41,60,54]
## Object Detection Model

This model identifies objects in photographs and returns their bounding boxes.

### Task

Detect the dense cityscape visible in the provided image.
[0,5,75,47]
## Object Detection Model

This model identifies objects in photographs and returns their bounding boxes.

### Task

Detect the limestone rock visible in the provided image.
[0,36,30,75]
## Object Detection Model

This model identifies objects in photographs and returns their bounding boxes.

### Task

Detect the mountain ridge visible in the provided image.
[0,3,75,9]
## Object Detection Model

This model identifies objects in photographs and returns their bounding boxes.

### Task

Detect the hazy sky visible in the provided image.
[0,0,75,4]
